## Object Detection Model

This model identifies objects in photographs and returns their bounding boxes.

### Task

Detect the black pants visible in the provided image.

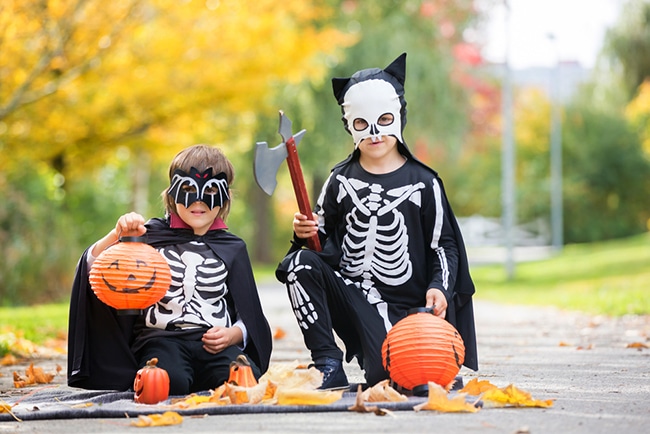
[136,336,260,395]
[282,249,390,386]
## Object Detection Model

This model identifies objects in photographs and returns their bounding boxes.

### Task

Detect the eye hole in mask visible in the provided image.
[353,113,395,131]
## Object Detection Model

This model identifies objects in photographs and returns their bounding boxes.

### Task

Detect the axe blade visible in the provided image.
[254,141,288,196]
[278,110,292,143]
[278,110,306,145]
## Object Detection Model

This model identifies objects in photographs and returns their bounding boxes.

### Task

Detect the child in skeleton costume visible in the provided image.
[68,145,272,394]
[277,53,477,390]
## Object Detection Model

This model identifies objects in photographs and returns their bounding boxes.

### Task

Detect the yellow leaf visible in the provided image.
[459,378,498,395]
[276,388,343,406]
[413,382,479,413]
[481,384,554,408]
[130,411,183,427]
[0,400,21,422]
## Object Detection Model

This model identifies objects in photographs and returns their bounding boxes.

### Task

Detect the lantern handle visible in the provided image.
[119,236,147,243]
[407,306,435,315]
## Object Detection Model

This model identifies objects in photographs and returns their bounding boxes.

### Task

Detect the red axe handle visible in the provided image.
[285,136,322,252]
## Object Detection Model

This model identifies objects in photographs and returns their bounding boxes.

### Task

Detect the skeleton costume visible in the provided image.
[277,53,477,387]
[68,172,272,392]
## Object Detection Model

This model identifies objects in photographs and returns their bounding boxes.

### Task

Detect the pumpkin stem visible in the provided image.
[230,354,251,368]
[146,358,159,368]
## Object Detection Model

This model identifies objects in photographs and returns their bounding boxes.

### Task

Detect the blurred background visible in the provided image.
[1,0,649,306]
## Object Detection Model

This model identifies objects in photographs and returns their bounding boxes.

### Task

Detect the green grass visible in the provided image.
[0,303,69,352]
[1,233,648,347]
[471,232,650,316]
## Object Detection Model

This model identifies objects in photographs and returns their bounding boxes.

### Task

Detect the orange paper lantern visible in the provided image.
[89,236,171,315]
[382,308,465,394]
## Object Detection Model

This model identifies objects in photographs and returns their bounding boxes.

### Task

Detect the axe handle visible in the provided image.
[285,136,322,252]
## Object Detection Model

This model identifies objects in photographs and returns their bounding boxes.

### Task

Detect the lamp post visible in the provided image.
[547,33,563,251]
[502,1,516,279]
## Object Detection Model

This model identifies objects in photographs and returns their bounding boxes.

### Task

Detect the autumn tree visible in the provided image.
[0,0,355,303]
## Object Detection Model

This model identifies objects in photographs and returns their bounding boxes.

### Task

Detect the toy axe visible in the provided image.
[254,111,322,251]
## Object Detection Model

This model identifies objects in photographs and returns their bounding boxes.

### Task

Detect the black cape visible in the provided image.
[68,217,273,390]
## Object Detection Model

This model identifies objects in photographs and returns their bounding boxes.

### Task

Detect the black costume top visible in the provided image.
[310,153,478,371]
[67,217,272,390]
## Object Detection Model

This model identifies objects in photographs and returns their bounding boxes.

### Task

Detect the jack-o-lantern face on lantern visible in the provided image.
[89,237,172,314]
[101,258,158,294]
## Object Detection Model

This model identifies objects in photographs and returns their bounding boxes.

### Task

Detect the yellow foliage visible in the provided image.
[0,0,357,176]
[413,382,479,413]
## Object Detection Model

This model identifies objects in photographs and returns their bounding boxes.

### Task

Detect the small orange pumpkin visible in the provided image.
[227,354,258,387]
[133,358,170,404]
[89,236,171,314]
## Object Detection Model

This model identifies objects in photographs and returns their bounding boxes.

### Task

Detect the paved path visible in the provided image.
[2,282,649,433]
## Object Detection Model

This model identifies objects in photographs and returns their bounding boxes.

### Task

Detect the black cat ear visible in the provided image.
[384,52,407,85]
[332,76,351,102]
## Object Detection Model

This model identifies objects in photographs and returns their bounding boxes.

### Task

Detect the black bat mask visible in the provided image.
[168,167,229,210]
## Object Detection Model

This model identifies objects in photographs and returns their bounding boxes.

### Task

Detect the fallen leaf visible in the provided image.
[168,394,215,409]
[259,361,322,390]
[413,382,479,413]
[224,381,269,405]
[130,411,183,427]
[360,380,408,402]
[459,378,498,396]
[273,328,287,340]
[13,363,56,388]
[349,385,379,413]
[348,384,394,415]
[626,342,648,349]
[481,384,553,408]
[276,388,344,406]
[0,400,22,422]
[0,354,18,366]
[558,341,572,347]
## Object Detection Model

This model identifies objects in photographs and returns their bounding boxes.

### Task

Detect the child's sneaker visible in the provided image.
[312,357,349,390]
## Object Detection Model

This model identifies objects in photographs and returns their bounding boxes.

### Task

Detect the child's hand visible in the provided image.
[115,212,146,238]
[91,212,147,257]
[425,288,447,318]
[202,326,243,354]
[293,212,318,239]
